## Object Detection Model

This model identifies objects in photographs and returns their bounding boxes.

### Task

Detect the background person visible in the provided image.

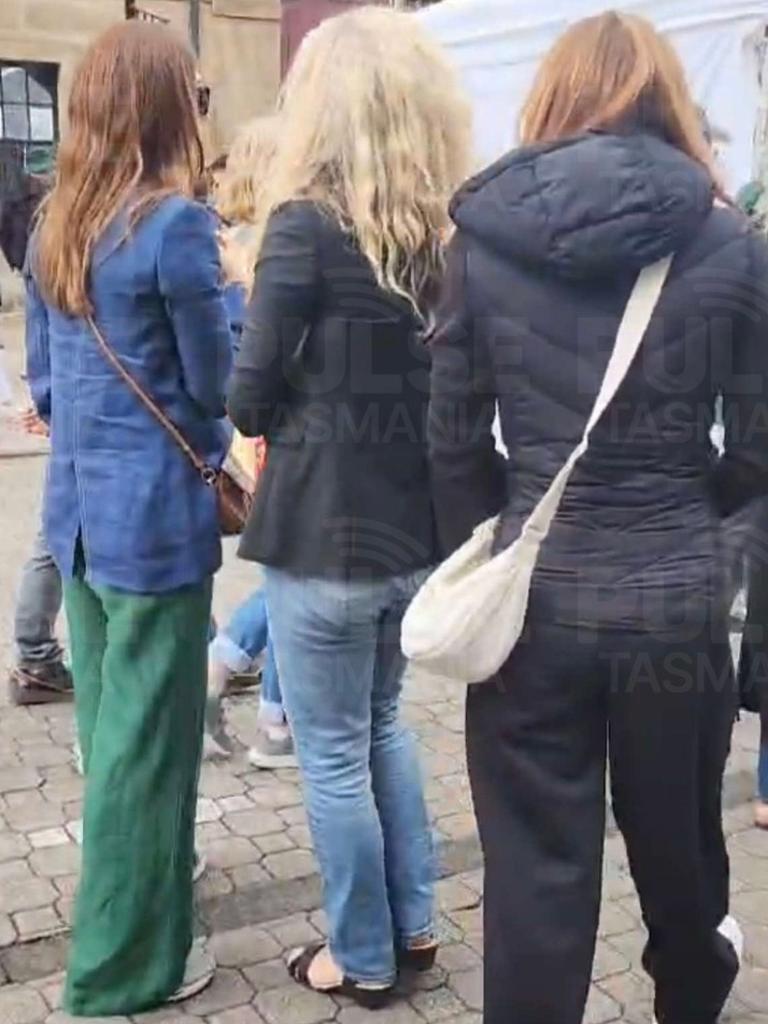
[228,7,470,1006]
[206,116,296,768]
[428,13,768,1024]
[25,22,232,1016]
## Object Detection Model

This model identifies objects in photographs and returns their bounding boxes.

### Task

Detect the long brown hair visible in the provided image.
[36,21,203,315]
[520,11,716,182]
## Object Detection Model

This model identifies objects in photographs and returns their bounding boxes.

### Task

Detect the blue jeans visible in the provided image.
[209,590,282,723]
[15,529,64,665]
[264,567,435,984]
[759,738,768,802]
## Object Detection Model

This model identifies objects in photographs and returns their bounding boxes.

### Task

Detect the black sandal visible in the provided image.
[287,942,394,1010]
[397,940,438,973]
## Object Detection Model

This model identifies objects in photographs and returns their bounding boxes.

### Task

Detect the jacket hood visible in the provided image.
[451,132,714,279]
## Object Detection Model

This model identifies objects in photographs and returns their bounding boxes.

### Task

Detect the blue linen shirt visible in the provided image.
[25,196,233,594]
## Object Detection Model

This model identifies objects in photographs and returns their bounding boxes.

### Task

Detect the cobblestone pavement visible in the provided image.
[1,312,767,1021]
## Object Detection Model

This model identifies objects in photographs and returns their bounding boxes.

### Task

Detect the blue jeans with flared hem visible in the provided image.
[263,566,435,984]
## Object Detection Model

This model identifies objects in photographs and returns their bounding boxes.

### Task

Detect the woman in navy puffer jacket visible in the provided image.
[429,13,768,1024]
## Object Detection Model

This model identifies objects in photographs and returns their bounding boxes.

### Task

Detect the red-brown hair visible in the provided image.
[36,21,203,315]
[520,11,716,183]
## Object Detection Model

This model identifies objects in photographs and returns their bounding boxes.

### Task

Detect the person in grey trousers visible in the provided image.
[8,407,71,705]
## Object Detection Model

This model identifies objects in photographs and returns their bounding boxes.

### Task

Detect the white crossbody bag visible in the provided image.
[401,255,673,684]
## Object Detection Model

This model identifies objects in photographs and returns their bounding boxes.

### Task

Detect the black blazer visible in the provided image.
[228,200,437,578]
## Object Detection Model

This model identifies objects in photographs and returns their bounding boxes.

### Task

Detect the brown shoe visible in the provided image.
[755,801,768,830]
[9,662,73,706]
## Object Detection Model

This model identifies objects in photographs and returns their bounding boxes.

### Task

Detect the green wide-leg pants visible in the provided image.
[62,574,212,1017]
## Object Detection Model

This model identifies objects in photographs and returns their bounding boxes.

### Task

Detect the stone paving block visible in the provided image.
[734,964,768,1010]
[436,944,481,975]
[266,913,320,950]
[730,829,768,860]
[64,821,82,846]
[223,811,283,839]
[597,901,638,938]
[336,1003,422,1024]
[743,923,768,969]
[254,832,295,856]
[591,940,631,981]
[28,829,70,850]
[228,864,271,889]
[196,823,230,845]
[410,986,467,1021]
[242,960,290,993]
[55,897,74,927]
[436,879,479,914]
[597,968,654,1014]
[256,984,336,1024]
[199,767,246,801]
[286,826,313,851]
[0,983,48,1024]
[583,987,622,1024]
[13,906,63,941]
[0,768,42,795]
[34,972,64,1011]
[262,851,316,882]
[0,858,35,882]
[180,968,253,1016]
[246,783,303,812]
[30,843,80,879]
[205,839,261,872]
[53,875,78,899]
[4,792,65,832]
[448,968,483,1012]
[0,911,16,947]
[276,806,308,828]
[0,831,32,862]
[0,876,57,914]
[219,796,256,815]
[208,1008,267,1024]
[210,926,282,968]
[731,890,768,926]
[196,799,223,825]
[40,780,83,806]
[18,745,73,770]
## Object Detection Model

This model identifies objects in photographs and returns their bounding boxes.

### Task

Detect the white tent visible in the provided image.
[417,0,768,190]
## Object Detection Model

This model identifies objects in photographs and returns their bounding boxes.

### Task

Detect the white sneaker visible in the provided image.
[248,724,298,770]
[651,916,743,1023]
[718,914,744,964]
[167,937,215,1003]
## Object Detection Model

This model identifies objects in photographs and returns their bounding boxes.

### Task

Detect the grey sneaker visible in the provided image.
[248,725,298,770]
[167,938,215,1003]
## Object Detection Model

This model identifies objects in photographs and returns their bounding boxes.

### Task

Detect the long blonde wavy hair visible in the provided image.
[217,116,277,226]
[252,6,471,310]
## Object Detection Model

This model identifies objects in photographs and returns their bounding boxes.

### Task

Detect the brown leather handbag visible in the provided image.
[87,316,252,536]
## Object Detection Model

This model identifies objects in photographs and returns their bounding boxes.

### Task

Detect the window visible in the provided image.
[0,61,58,174]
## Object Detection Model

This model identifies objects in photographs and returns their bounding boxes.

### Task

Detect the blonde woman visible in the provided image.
[228,6,470,1007]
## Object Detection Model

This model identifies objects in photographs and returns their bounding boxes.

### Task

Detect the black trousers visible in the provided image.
[466,617,739,1024]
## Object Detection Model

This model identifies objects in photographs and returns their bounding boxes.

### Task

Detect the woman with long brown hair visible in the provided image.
[429,12,768,1024]
[25,22,232,1015]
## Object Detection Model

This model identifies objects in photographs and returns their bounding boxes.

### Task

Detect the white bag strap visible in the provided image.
[521,255,673,544]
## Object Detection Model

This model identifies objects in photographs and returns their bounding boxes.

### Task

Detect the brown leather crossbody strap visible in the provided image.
[86,315,216,483]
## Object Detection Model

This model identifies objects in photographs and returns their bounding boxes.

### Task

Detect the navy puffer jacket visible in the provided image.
[429,131,768,633]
